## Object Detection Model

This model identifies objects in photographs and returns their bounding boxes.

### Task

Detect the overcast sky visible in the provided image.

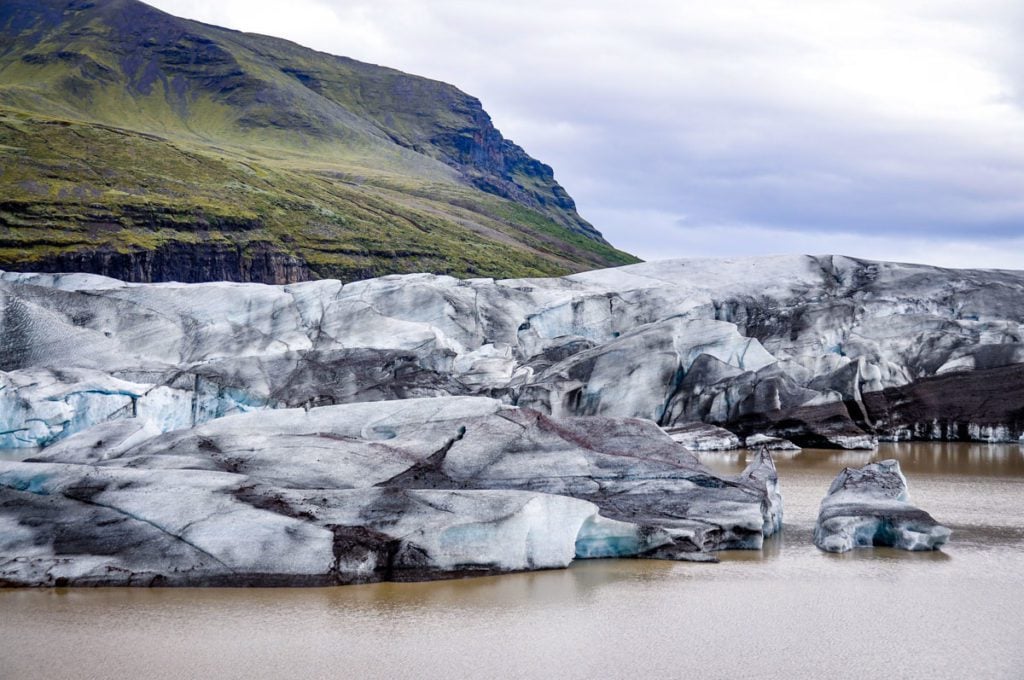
[149,0,1024,269]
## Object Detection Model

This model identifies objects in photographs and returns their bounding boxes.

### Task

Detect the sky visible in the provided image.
[148,0,1024,269]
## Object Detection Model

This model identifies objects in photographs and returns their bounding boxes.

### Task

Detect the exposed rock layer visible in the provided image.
[9,242,313,285]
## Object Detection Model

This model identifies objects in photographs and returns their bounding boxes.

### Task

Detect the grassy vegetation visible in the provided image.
[0,108,636,279]
[0,0,639,281]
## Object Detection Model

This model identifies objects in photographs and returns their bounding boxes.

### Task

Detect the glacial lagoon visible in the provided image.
[2,442,1022,680]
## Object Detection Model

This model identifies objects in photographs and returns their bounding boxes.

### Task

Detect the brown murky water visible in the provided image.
[1,442,1022,680]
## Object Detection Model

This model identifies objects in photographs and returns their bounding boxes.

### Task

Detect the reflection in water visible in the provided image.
[1,443,1023,680]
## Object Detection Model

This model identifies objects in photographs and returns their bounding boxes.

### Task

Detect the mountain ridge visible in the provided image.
[0,0,638,282]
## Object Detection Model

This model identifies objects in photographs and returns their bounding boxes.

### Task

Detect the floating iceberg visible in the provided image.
[813,460,951,553]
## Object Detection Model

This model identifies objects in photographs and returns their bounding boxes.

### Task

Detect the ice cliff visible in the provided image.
[2,254,1022,449]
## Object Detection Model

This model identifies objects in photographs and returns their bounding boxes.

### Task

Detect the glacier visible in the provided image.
[813,460,951,553]
[3,254,1023,450]
[1,254,1018,583]
[0,397,782,586]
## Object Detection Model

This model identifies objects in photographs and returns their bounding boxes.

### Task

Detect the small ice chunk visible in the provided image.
[744,433,800,451]
[814,460,950,553]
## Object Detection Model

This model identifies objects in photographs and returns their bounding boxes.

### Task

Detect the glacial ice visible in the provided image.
[0,396,783,585]
[813,460,951,553]
[5,253,1016,584]
[574,514,670,558]
[744,434,800,451]
[662,422,742,451]
[3,254,1024,447]
[0,367,272,448]
[739,447,784,536]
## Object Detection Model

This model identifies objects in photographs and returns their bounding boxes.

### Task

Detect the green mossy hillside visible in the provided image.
[0,0,639,281]
[0,108,637,280]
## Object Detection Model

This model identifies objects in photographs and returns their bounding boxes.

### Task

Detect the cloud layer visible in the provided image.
[151,0,1024,269]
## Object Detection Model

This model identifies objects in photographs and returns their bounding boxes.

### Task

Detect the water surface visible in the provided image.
[2,442,1022,680]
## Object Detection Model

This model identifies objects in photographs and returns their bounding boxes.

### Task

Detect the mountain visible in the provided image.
[0,0,638,283]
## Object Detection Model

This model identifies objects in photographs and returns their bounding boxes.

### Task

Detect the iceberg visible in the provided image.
[662,422,742,451]
[0,397,782,586]
[813,460,951,553]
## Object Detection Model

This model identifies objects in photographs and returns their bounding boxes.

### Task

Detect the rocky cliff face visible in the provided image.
[1,254,1022,450]
[427,100,602,239]
[4,242,312,284]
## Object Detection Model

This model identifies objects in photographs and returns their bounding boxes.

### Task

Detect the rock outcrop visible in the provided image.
[0,397,781,586]
[813,460,951,553]
[2,254,1022,449]
[11,242,313,285]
